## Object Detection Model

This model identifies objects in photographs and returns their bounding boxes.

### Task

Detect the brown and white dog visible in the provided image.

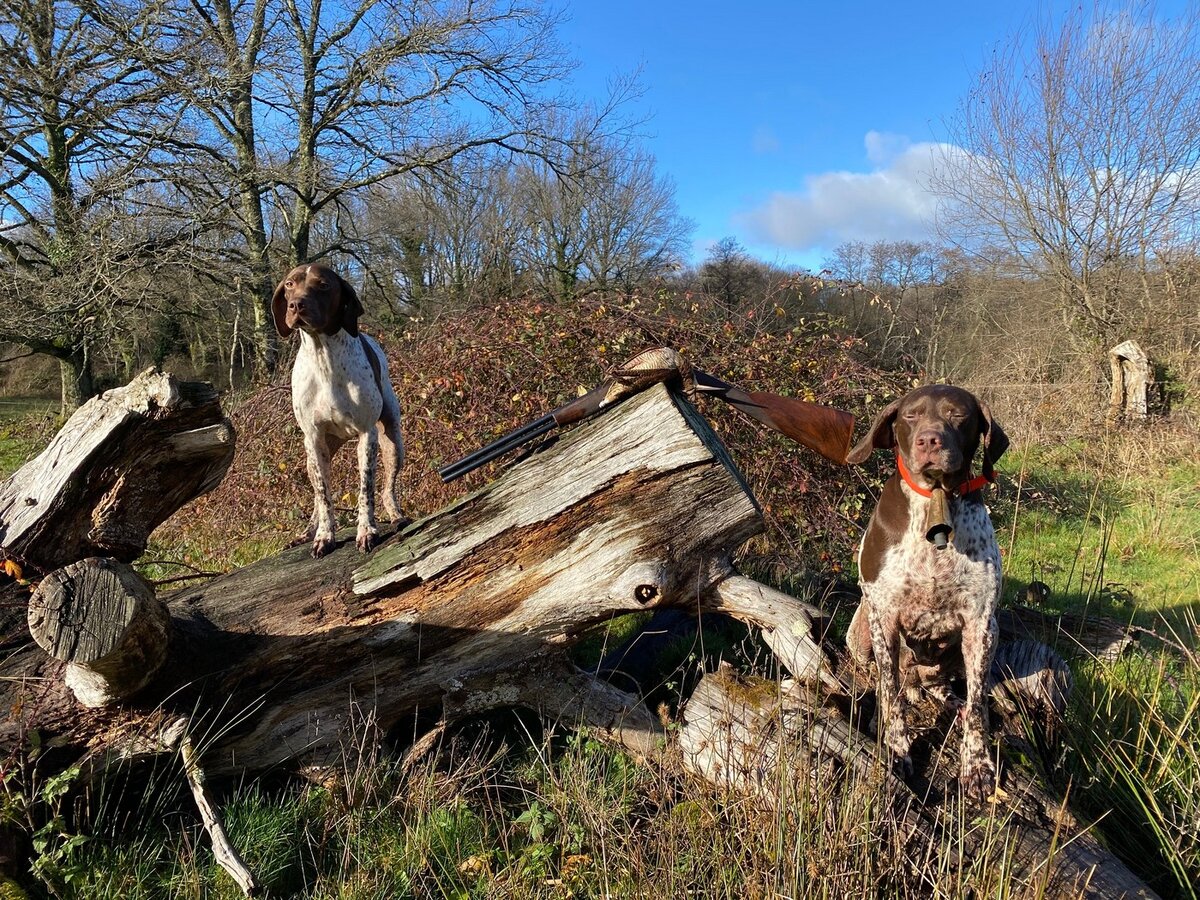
[272,263,404,558]
[845,385,1008,800]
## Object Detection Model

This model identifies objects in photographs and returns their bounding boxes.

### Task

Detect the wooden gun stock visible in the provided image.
[691,369,855,465]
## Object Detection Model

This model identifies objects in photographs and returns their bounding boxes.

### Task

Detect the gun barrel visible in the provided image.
[438,382,615,483]
[438,414,555,482]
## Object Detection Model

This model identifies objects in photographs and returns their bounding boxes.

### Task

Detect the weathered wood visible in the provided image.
[0,368,234,572]
[27,558,171,707]
[701,574,841,692]
[997,605,1135,662]
[181,729,260,896]
[679,665,1158,899]
[1,383,760,778]
[1107,339,1152,423]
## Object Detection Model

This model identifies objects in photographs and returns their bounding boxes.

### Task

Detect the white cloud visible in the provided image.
[863,130,911,165]
[738,134,968,253]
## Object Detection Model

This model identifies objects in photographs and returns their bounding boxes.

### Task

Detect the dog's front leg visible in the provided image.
[958,614,998,800]
[305,432,338,558]
[355,427,380,552]
[867,602,914,777]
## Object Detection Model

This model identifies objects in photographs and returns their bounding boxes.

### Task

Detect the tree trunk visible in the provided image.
[1,382,763,773]
[57,344,94,413]
[1107,339,1152,424]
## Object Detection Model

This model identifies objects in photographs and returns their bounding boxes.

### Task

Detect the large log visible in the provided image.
[1,382,768,775]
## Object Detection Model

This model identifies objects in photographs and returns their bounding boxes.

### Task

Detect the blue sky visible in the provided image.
[556,1,1051,270]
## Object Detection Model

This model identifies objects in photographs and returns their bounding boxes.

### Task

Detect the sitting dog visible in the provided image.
[845,385,1008,799]
[272,263,404,557]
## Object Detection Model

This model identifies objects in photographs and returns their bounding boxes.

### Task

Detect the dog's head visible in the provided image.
[271,263,363,338]
[846,385,1008,490]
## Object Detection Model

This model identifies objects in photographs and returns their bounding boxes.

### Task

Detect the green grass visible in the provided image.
[0,398,57,479]
[987,429,1200,898]
[995,434,1200,632]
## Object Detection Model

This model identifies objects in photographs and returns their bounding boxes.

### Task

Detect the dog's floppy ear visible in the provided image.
[846,398,901,464]
[329,273,363,337]
[271,278,292,338]
[977,399,1009,479]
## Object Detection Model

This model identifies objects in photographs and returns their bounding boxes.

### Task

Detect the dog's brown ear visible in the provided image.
[271,278,292,338]
[846,399,901,464]
[331,273,363,337]
[977,399,1009,478]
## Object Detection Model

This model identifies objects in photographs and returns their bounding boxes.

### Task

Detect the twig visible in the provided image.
[180,730,260,897]
[151,571,221,587]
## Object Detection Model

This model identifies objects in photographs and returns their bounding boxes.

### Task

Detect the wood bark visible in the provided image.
[0,375,1158,899]
[1107,339,1152,423]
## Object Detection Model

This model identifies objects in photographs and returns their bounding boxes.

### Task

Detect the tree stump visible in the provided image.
[1107,339,1152,423]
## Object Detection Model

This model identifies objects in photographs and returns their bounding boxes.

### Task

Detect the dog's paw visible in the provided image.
[311,537,335,558]
[356,530,381,553]
[960,756,997,802]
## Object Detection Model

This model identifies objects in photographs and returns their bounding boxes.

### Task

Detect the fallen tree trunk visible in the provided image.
[2,382,770,775]
[0,375,1157,899]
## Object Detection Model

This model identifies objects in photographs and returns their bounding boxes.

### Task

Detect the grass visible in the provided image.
[0,398,57,479]
[986,425,1200,898]
[45,719,1077,900]
[995,428,1200,631]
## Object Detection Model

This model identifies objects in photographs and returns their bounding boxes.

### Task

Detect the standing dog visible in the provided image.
[845,385,1008,799]
[272,263,404,557]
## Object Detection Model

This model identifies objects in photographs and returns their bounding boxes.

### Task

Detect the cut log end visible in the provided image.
[28,558,170,707]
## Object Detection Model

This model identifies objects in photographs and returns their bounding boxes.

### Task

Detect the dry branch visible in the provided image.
[0,367,234,572]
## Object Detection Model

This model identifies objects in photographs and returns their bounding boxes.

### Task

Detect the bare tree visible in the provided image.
[102,0,575,373]
[0,0,190,409]
[582,148,691,293]
[934,3,1200,348]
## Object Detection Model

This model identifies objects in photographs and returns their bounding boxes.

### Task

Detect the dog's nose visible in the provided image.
[914,430,944,450]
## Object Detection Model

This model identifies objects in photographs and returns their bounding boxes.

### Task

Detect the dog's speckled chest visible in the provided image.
[864,487,1001,645]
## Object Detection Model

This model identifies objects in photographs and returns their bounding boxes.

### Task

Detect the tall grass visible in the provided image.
[51,707,1097,900]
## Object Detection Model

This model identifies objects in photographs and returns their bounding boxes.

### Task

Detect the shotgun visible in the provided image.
[437,348,688,482]
[437,349,857,482]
